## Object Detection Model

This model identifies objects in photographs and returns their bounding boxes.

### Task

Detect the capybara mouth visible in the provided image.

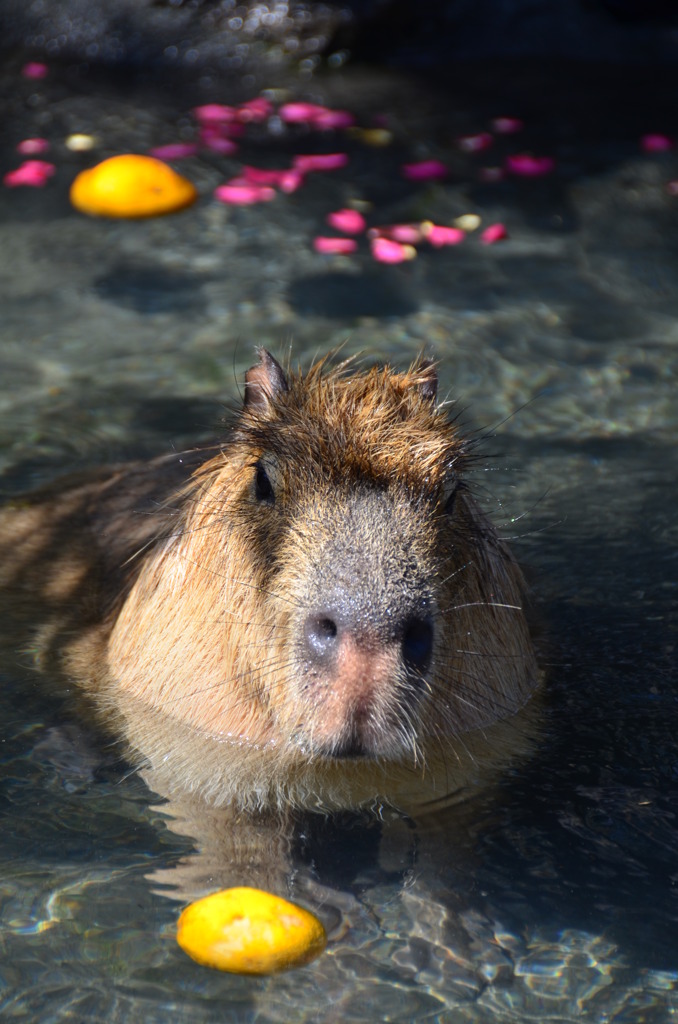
[322,736,372,760]
[288,686,423,764]
[306,732,397,762]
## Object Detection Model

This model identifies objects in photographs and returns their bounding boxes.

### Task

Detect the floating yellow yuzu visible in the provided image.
[70,154,197,218]
[176,887,327,974]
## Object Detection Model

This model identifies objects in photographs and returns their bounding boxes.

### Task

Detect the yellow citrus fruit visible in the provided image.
[70,154,197,218]
[176,887,327,974]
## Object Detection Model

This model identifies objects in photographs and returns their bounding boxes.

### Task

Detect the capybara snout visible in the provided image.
[282,487,439,760]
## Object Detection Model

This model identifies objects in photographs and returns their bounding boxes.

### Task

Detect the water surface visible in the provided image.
[1,48,677,1023]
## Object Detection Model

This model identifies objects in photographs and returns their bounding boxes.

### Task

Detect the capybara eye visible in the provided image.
[254,462,275,504]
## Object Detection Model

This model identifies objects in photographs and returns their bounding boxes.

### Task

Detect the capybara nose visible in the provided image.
[302,610,433,674]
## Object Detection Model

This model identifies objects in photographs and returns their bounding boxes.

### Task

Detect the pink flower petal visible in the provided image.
[505,154,555,177]
[17,137,50,155]
[279,102,328,124]
[641,133,673,153]
[401,160,447,182]
[237,97,273,122]
[480,223,508,244]
[243,166,290,186]
[209,121,246,139]
[370,237,417,264]
[214,182,276,205]
[666,180,678,195]
[313,236,358,254]
[369,223,425,244]
[490,117,524,134]
[456,132,493,153]
[326,208,366,234]
[278,169,305,193]
[21,62,48,79]
[312,110,356,130]
[193,104,239,124]
[238,166,305,193]
[424,224,465,247]
[292,153,348,173]
[199,131,239,155]
[3,160,56,187]
[148,143,199,160]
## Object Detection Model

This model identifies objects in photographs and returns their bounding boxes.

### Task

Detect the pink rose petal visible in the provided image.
[326,208,366,234]
[401,159,447,182]
[313,236,358,254]
[292,153,348,173]
[370,237,417,264]
[242,166,289,187]
[214,182,276,205]
[21,62,48,79]
[425,224,465,247]
[641,133,673,153]
[480,223,508,244]
[313,109,356,131]
[505,154,555,177]
[491,117,524,134]
[17,137,50,155]
[278,169,305,193]
[193,104,239,124]
[199,130,239,155]
[217,121,246,138]
[369,223,425,244]
[3,160,56,187]
[148,143,199,160]
[456,132,493,153]
[242,167,282,185]
[237,97,273,122]
[238,167,305,193]
[279,102,328,124]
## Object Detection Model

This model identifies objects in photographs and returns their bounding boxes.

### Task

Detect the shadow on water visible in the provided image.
[93,264,213,316]
[288,270,419,319]
[473,605,678,970]
[490,441,678,968]
[0,392,226,495]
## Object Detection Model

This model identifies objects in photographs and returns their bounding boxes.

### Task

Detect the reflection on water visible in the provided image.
[0,38,677,1024]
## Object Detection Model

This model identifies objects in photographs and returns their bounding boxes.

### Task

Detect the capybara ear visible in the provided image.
[413,358,438,402]
[244,349,289,411]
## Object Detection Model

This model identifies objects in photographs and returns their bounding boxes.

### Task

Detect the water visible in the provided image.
[1,45,677,1023]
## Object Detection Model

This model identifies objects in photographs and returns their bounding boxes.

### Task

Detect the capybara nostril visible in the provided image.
[303,614,339,665]
[401,615,433,673]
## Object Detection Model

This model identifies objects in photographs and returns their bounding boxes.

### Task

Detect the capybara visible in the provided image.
[0,351,539,823]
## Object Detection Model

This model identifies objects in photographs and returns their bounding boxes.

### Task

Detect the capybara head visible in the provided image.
[106,351,539,811]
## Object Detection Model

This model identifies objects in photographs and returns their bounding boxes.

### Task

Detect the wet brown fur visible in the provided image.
[0,353,539,826]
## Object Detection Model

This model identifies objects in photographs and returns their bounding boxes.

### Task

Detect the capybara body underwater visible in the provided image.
[0,351,539,819]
